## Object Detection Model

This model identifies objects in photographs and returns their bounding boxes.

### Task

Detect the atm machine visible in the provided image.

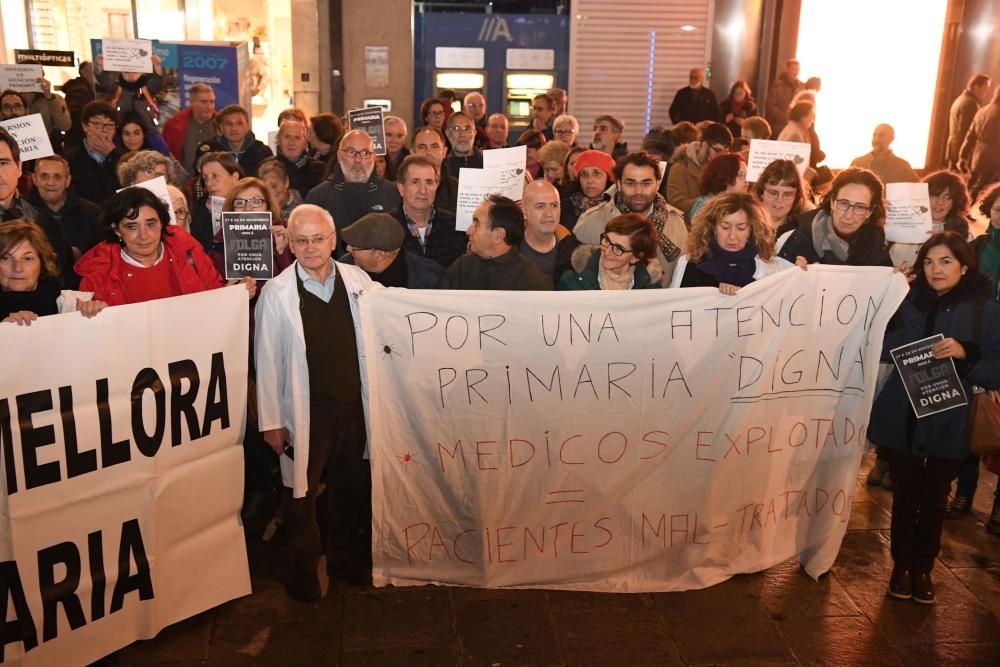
[433,71,486,112]
[504,71,555,130]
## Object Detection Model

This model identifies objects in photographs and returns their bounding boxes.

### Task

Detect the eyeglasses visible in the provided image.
[600,233,633,257]
[833,199,871,216]
[233,197,266,208]
[1,103,25,113]
[763,187,797,201]
[448,126,474,134]
[141,167,168,178]
[88,121,116,131]
[341,148,373,159]
[290,233,334,248]
[174,209,190,222]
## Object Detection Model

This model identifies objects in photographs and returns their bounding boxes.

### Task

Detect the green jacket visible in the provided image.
[557,247,660,290]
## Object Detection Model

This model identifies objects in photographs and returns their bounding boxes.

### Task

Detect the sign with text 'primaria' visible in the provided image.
[0,287,252,665]
[360,266,908,592]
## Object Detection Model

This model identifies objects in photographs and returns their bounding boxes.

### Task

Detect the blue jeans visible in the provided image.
[954,452,980,499]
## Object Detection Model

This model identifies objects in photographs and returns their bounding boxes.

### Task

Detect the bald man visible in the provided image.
[850,123,919,183]
[519,179,580,286]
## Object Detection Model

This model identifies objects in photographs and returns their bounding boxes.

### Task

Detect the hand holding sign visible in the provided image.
[101,38,154,73]
[885,182,933,244]
[0,113,55,161]
[746,139,811,183]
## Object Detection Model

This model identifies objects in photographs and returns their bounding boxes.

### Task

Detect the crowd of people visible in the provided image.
[2,58,1000,605]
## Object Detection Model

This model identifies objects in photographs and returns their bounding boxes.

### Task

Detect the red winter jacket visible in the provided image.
[74,225,224,306]
[162,108,192,161]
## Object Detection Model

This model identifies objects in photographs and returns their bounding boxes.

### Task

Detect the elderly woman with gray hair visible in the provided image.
[116,149,188,187]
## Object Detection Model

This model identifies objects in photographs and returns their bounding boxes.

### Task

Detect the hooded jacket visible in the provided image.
[666,142,710,216]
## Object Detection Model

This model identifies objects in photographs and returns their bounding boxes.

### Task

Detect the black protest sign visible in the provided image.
[348,106,386,156]
[14,49,75,66]
[890,334,968,418]
[221,212,273,280]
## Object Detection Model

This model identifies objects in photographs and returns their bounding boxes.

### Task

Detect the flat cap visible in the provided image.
[341,212,405,251]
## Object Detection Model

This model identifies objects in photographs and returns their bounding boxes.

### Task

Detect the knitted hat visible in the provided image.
[341,213,405,251]
[574,150,616,182]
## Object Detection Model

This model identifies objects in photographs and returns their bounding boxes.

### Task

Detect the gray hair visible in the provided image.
[552,114,579,132]
[117,150,173,187]
[287,204,336,235]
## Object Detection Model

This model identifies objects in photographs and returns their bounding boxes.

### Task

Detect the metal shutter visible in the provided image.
[569,0,714,150]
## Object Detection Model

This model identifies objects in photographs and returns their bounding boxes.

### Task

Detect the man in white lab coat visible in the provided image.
[254,204,374,600]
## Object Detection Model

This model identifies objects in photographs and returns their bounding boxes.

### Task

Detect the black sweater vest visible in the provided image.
[296,268,361,402]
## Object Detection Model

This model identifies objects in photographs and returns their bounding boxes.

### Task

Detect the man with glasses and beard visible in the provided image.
[306,129,400,255]
[574,152,688,286]
[444,112,484,174]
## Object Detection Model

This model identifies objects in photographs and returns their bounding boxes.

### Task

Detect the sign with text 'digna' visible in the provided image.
[885,182,933,244]
[746,139,811,183]
[348,106,386,156]
[0,113,54,161]
[222,212,273,280]
[891,334,968,418]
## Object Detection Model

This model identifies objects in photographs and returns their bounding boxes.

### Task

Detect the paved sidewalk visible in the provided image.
[114,452,1000,666]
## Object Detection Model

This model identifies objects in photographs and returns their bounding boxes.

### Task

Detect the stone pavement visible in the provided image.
[112,452,1000,666]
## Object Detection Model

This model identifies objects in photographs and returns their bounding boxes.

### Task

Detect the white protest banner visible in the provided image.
[119,175,176,226]
[100,38,154,73]
[0,64,43,93]
[0,114,54,161]
[885,182,933,244]
[0,286,251,665]
[746,139,811,182]
[360,266,908,592]
[483,145,528,201]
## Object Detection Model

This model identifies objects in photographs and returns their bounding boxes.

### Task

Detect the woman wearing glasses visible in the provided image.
[552,114,580,147]
[212,177,293,278]
[777,167,892,267]
[419,98,447,131]
[752,159,810,236]
[671,193,793,292]
[558,213,661,290]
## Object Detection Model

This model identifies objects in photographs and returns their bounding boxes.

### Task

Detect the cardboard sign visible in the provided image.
[100,38,154,73]
[14,49,75,67]
[0,114,54,161]
[0,287,251,666]
[360,265,909,591]
[0,64,43,93]
[891,334,968,418]
[221,212,274,279]
[885,182,933,244]
[348,106,387,156]
[746,139,811,183]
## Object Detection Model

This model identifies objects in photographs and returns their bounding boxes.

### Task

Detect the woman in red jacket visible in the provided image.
[75,187,254,305]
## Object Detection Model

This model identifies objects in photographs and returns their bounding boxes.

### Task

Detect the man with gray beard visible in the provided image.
[305,129,400,255]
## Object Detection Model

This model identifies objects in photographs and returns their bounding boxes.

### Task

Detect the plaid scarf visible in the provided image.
[613,191,681,261]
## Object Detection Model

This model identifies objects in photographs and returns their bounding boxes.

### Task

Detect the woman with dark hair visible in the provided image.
[517,129,548,179]
[560,149,614,230]
[75,188,254,305]
[419,98,447,131]
[1,219,105,324]
[689,152,747,217]
[777,167,891,267]
[719,80,758,137]
[672,192,793,292]
[190,151,244,250]
[777,100,815,145]
[890,170,972,268]
[753,159,810,234]
[558,213,661,290]
[870,232,1000,603]
[308,113,343,161]
[116,110,171,156]
[559,145,586,191]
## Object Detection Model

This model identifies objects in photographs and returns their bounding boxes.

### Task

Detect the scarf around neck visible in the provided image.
[696,237,759,286]
[0,275,60,320]
[811,209,850,263]
[613,190,681,262]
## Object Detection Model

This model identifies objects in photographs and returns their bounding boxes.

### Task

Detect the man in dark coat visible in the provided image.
[305,129,400,255]
[520,180,579,287]
[441,195,552,291]
[275,119,325,194]
[444,111,484,175]
[196,104,272,176]
[669,68,719,124]
[947,74,991,171]
[27,154,103,258]
[63,101,126,205]
[410,126,458,212]
[340,212,444,288]
[390,155,467,270]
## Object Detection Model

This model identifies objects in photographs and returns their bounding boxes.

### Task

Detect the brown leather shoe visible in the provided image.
[888,567,912,600]
[912,571,935,604]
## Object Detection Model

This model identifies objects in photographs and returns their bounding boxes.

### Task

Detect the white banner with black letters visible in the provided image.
[0,287,251,665]
[361,266,909,592]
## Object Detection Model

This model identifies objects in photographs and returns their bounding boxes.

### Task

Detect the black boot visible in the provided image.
[911,570,935,604]
[286,559,322,602]
[888,566,912,600]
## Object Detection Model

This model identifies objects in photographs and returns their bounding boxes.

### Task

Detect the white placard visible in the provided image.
[505,48,555,70]
[746,139,811,183]
[455,168,493,232]
[0,113,54,161]
[659,160,668,184]
[0,287,251,665]
[360,266,909,591]
[483,144,528,201]
[885,182,933,244]
[434,47,485,69]
[211,195,227,236]
[118,175,176,226]
[267,130,278,156]
[0,64,43,92]
[100,38,154,73]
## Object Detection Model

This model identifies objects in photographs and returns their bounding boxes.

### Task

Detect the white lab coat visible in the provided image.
[254,260,373,498]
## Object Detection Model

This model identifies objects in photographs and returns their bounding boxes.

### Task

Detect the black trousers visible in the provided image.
[285,397,371,574]
[889,453,962,573]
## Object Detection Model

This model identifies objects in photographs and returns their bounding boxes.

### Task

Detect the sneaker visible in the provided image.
[912,571,935,604]
[866,459,890,486]
[987,507,1000,535]
[887,566,912,600]
[882,472,893,491]
[945,495,972,519]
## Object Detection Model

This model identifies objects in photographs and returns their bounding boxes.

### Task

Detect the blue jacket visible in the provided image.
[869,280,1000,460]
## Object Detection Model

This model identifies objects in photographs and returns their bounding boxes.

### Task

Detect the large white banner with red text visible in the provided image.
[0,287,251,665]
[361,266,909,592]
